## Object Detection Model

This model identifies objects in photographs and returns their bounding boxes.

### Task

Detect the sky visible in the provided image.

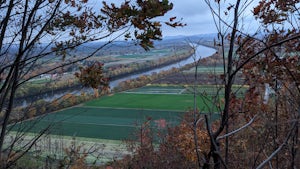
[100,0,219,36]
[161,0,261,36]
[89,0,261,37]
[162,0,218,36]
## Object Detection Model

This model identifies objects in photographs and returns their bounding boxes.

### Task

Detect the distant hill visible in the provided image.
[3,33,217,60]
[164,33,217,42]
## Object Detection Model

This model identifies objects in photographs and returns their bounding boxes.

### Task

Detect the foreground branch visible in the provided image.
[217,115,257,140]
[256,122,297,169]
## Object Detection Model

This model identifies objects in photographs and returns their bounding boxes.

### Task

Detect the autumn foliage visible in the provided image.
[107,111,211,169]
[110,0,300,168]
[101,0,185,50]
[75,62,109,97]
[0,0,183,167]
[211,0,300,168]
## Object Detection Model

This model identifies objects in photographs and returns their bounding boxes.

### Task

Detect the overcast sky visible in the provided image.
[93,0,261,37]
[160,0,217,36]
[161,0,261,36]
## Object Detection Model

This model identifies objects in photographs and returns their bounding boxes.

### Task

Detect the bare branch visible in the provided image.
[256,122,297,169]
[231,33,300,77]
[217,115,257,140]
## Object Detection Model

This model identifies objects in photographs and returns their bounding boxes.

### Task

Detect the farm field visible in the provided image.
[12,85,224,141]
[8,84,230,165]
[116,49,171,59]
[15,107,182,140]
[181,85,248,97]
[85,93,209,111]
[183,66,224,74]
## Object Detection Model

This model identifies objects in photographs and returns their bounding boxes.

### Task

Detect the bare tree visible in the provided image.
[202,0,300,168]
[0,0,182,167]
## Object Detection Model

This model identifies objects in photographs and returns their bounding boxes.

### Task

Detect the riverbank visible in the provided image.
[10,44,216,123]
[14,47,195,105]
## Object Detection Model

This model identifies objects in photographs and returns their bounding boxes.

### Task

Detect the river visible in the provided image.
[16,44,216,106]
[109,44,216,88]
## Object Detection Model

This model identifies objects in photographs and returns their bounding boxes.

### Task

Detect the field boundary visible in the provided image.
[123,91,182,95]
[44,120,138,128]
[79,105,185,112]
[4,131,129,165]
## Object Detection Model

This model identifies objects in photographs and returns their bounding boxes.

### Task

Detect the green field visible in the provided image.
[28,78,52,84]
[14,107,182,140]
[124,84,247,97]
[183,66,224,74]
[12,85,223,141]
[85,93,210,111]
[182,85,247,97]
[124,85,185,94]
[116,49,170,59]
